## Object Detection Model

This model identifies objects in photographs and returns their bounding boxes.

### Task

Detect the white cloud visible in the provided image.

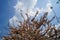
[14,0,37,11]
[14,1,24,11]
[9,0,38,27]
[45,2,52,13]
[27,8,41,16]
[9,16,19,27]
[14,0,38,18]
[41,0,52,14]
[55,23,60,29]
[45,1,52,13]
[9,0,52,27]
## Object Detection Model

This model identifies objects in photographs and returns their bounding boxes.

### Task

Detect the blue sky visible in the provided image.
[0,0,60,39]
[0,0,14,37]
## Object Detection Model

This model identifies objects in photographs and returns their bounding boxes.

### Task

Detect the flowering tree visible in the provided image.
[2,0,60,40]
[2,11,60,40]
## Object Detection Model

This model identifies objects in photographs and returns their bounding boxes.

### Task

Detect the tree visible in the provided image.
[2,10,60,40]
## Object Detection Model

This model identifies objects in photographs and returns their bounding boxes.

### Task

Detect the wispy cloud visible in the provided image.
[41,0,52,14]
[44,2,52,13]
[14,0,37,11]
[9,0,38,27]
[9,0,52,27]
[55,23,60,29]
